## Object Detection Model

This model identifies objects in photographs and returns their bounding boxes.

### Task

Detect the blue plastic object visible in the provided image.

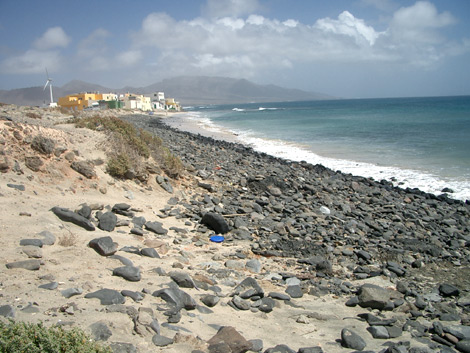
[210,235,225,243]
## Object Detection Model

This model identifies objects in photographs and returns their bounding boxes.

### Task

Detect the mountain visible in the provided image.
[0,76,334,106]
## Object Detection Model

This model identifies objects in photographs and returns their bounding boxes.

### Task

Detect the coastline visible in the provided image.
[163,110,470,202]
[1,105,470,353]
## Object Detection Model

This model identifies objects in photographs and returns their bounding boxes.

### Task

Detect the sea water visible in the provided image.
[182,96,470,201]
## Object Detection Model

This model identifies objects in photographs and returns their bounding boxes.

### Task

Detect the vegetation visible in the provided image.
[0,320,111,353]
[73,115,183,179]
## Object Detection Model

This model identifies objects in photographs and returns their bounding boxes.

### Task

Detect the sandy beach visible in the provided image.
[1,105,469,353]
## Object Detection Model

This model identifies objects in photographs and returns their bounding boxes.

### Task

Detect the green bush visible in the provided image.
[0,320,111,353]
[74,115,183,179]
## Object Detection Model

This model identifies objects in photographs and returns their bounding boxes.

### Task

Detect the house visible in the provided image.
[122,94,152,111]
[57,93,100,111]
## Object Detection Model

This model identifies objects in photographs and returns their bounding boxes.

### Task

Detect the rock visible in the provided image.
[264,344,297,353]
[89,236,118,256]
[39,282,58,290]
[345,296,359,307]
[134,307,160,336]
[285,285,303,298]
[341,328,366,351]
[358,284,390,310]
[21,245,43,258]
[169,271,195,288]
[51,206,95,231]
[113,266,141,282]
[98,211,117,232]
[39,230,56,245]
[31,135,55,155]
[121,290,144,302]
[25,156,43,171]
[207,326,252,353]
[61,287,83,298]
[249,339,264,352]
[444,326,470,341]
[259,297,275,313]
[456,340,470,353]
[269,292,291,301]
[231,295,251,311]
[5,259,40,270]
[71,160,96,179]
[145,221,168,235]
[152,334,174,347]
[7,183,25,191]
[0,305,15,318]
[20,238,43,247]
[77,205,92,219]
[140,248,160,258]
[110,254,134,267]
[152,287,196,310]
[298,347,323,353]
[89,321,112,341]
[367,325,389,339]
[387,326,403,338]
[232,277,264,298]
[201,294,220,307]
[439,284,460,297]
[201,212,230,234]
[85,288,125,305]
[108,342,137,353]
[245,259,262,273]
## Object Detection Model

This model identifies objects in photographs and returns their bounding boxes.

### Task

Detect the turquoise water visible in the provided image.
[184,96,470,201]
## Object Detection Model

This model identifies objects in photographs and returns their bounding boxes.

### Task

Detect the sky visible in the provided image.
[1,0,469,98]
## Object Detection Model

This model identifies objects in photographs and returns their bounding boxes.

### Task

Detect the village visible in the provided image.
[56,91,181,112]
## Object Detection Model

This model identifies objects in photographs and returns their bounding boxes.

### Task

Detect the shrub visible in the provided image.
[26,112,42,119]
[106,153,131,178]
[0,320,111,353]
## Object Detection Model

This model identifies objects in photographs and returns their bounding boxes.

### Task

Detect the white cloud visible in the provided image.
[129,1,466,82]
[0,49,62,74]
[203,0,261,18]
[33,27,71,50]
[117,50,142,66]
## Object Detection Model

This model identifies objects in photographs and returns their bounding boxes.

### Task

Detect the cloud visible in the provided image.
[116,50,142,66]
[33,27,71,50]
[128,1,466,83]
[0,49,62,74]
[203,0,261,18]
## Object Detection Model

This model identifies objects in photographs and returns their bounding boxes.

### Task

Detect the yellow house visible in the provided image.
[58,93,100,111]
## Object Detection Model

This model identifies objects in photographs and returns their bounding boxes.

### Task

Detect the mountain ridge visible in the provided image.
[0,76,335,106]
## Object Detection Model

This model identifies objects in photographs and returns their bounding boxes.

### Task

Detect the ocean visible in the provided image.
[178,96,470,201]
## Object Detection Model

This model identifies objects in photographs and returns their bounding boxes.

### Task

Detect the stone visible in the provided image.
[245,259,262,273]
[25,156,43,171]
[31,135,55,155]
[264,344,297,353]
[89,236,118,256]
[170,271,195,288]
[201,294,220,307]
[152,287,196,310]
[259,297,275,313]
[152,334,174,347]
[39,282,58,290]
[341,328,366,351]
[456,340,470,353]
[121,290,144,302]
[85,288,125,305]
[345,296,359,307]
[77,205,92,219]
[232,296,251,311]
[108,342,137,353]
[134,308,160,336]
[232,277,264,298]
[285,285,303,298]
[367,325,389,339]
[89,321,112,341]
[39,230,56,245]
[207,326,252,353]
[51,206,95,231]
[145,221,168,235]
[5,259,40,270]
[444,326,470,341]
[0,305,15,318]
[249,339,264,352]
[7,183,25,191]
[71,160,96,179]
[140,247,160,258]
[61,287,83,298]
[387,326,403,338]
[20,238,43,247]
[98,211,117,232]
[113,266,141,282]
[21,245,43,258]
[439,284,460,297]
[358,284,390,310]
[201,212,230,234]
[269,292,291,301]
[110,254,134,267]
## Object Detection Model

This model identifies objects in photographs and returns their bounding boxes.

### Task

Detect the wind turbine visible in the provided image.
[43,68,57,107]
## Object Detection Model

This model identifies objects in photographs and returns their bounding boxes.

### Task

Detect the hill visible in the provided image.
[0,76,334,106]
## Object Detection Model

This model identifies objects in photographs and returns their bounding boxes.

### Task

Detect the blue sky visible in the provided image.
[1,0,469,98]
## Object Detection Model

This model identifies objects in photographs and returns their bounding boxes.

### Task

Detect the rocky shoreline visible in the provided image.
[1,107,469,353]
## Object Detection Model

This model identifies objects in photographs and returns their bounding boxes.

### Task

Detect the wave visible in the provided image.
[232,108,245,112]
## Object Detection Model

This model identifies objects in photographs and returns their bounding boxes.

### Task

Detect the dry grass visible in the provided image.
[58,229,78,247]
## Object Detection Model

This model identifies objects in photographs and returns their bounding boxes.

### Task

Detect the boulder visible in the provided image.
[201,212,230,234]
[89,236,118,256]
[358,284,390,310]
[51,206,95,231]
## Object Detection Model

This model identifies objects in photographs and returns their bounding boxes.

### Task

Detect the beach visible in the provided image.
[1,105,469,353]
